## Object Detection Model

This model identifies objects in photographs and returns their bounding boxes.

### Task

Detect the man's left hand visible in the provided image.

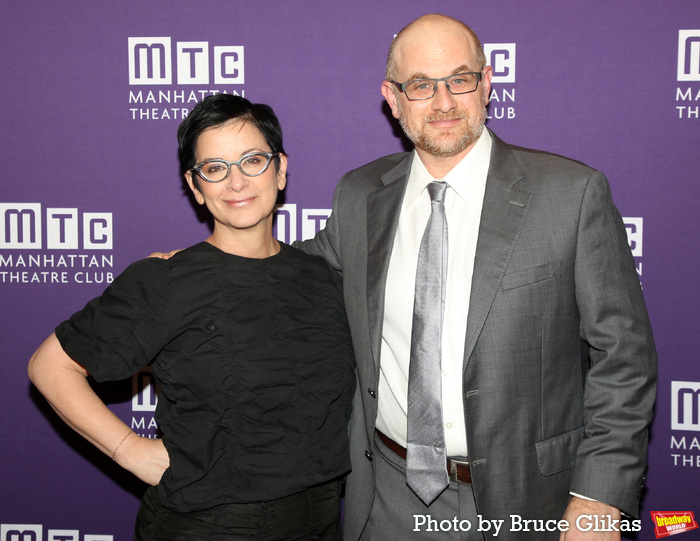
[148,249,181,260]
[559,496,622,541]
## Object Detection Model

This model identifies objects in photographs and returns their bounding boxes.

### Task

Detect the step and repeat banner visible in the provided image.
[1,1,699,539]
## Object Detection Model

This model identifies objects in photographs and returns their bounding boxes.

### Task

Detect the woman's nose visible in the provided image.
[226,169,249,191]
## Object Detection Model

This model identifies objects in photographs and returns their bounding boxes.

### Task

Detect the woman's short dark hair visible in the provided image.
[177,94,286,183]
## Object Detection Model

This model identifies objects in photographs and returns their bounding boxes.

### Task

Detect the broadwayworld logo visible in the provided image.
[650,511,699,538]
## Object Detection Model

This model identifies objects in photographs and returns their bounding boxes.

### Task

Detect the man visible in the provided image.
[299,13,657,541]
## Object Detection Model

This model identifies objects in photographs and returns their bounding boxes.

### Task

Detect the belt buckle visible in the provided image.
[449,458,469,483]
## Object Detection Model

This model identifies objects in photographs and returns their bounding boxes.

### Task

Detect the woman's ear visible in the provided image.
[276,153,288,191]
[185,171,205,205]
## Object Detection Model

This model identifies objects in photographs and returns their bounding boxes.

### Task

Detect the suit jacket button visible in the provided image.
[364,450,374,461]
[367,388,376,398]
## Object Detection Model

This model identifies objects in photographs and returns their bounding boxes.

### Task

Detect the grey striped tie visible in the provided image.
[406,180,449,505]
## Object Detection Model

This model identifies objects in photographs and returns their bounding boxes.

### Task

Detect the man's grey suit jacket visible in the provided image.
[300,130,657,540]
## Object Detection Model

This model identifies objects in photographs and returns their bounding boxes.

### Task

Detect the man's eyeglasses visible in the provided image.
[190,152,279,183]
[390,72,482,101]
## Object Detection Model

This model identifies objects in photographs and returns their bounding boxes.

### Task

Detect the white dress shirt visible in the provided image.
[376,130,492,457]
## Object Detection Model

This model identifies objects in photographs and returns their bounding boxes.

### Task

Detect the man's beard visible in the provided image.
[398,104,487,158]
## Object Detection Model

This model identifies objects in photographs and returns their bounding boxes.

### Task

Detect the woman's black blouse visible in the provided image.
[55,242,356,513]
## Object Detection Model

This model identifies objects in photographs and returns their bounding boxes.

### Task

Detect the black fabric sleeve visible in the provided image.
[55,258,172,382]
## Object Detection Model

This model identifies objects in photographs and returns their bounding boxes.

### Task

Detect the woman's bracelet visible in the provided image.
[112,430,133,461]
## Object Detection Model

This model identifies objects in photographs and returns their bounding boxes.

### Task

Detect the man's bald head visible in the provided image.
[385,14,487,82]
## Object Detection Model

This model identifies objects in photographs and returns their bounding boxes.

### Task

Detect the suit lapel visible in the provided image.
[463,133,532,368]
[366,154,412,371]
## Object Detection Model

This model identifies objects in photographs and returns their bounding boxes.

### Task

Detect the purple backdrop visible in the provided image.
[1,1,699,539]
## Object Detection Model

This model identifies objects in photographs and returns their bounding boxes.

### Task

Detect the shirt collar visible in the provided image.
[404,129,492,208]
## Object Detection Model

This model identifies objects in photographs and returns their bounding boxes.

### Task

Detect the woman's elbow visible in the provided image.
[28,337,53,387]
[28,333,82,388]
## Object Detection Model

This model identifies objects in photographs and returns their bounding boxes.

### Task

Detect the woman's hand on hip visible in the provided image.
[114,432,170,486]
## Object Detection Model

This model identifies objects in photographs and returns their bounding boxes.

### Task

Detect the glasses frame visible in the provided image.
[190,152,279,183]
[390,71,482,101]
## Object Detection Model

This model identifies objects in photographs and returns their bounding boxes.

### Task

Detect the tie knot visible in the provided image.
[427,181,448,204]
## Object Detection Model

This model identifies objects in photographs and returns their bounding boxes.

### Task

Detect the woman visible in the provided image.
[28,94,355,540]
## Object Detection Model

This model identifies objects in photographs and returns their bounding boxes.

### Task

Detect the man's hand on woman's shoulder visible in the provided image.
[148,250,182,260]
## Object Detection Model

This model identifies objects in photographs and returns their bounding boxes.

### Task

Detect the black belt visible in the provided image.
[376,430,472,484]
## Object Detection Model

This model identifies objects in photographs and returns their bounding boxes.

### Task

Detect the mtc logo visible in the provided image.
[132,369,159,412]
[274,204,331,244]
[623,217,643,257]
[485,43,516,84]
[672,381,700,432]
[0,204,112,250]
[0,524,112,540]
[678,30,700,81]
[128,37,244,85]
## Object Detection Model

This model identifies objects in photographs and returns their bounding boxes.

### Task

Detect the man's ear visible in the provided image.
[481,65,493,106]
[185,171,205,205]
[381,81,401,119]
